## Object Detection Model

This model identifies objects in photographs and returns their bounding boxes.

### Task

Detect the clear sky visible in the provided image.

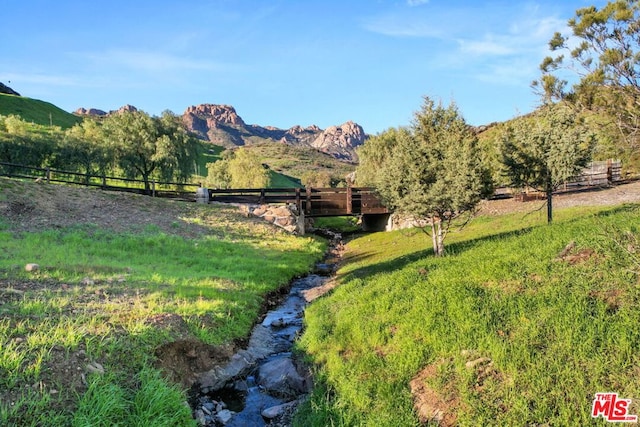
[1,0,607,135]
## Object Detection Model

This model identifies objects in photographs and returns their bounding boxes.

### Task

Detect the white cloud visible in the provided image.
[407,0,429,6]
[362,13,445,38]
[457,38,515,56]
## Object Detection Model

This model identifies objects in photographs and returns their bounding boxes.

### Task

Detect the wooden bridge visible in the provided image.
[205,187,390,217]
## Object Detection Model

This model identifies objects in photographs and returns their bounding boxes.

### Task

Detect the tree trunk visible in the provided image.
[142,173,151,195]
[546,189,553,224]
[431,219,445,256]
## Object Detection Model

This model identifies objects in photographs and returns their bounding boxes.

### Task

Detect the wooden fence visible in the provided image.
[0,162,201,201]
[207,187,389,217]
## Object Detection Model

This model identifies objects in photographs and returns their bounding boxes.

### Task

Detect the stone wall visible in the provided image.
[250,204,305,235]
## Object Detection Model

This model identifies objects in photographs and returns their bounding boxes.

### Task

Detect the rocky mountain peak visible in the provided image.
[75,107,107,117]
[74,105,138,117]
[311,121,367,161]
[184,104,245,126]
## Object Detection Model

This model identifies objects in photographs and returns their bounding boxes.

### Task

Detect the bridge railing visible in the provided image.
[208,187,389,217]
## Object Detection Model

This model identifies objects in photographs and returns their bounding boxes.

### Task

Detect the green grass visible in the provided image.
[297,203,640,426]
[312,216,361,233]
[0,93,82,129]
[268,169,303,188]
[0,184,326,426]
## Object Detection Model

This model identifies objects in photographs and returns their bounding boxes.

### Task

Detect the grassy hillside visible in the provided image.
[0,93,81,129]
[0,178,325,426]
[244,142,355,186]
[298,203,640,426]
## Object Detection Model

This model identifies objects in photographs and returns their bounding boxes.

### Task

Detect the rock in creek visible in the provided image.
[257,357,312,399]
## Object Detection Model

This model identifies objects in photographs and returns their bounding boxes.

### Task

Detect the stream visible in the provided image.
[190,231,342,426]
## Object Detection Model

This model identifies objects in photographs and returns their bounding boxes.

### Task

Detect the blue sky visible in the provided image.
[2,0,606,134]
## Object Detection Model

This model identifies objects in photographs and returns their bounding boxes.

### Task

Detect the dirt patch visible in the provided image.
[155,339,235,389]
[478,181,640,216]
[410,360,458,426]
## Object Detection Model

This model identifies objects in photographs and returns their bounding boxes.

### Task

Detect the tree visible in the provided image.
[227,148,270,188]
[205,148,270,189]
[0,114,58,168]
[535,0,640,157]
[359,97,491,256]
[301,170,332,188]
[101,110,198,193]
[55,119,110,184]
[355,127,404,187]
[500,103,595,223]
[205,159,231,189]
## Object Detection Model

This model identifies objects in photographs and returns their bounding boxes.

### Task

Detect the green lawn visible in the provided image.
[297,203,640,426]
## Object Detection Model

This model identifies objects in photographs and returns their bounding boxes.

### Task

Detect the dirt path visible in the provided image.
[478,181,640,216]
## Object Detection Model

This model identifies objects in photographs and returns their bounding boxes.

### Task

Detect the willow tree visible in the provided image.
[102,110,198,193]
[359,97,491,256]
[500,103,595,223]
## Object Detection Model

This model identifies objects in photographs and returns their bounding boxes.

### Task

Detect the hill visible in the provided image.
[299,185,640,426]
[0,93,82,129]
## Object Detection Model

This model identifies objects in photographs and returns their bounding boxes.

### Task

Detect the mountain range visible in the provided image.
[76,103,368,163]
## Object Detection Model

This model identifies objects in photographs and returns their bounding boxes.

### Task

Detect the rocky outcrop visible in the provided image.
[185,104,246,127]
[114,104,138,114]
[181,103,366,162]
[0,82,20,96]
[311,121,367,162]
[74,105,138,117]
[250,204,305,234]
[74,107,107,117]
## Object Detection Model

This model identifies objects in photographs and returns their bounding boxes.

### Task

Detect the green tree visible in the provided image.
[301,170,332,188]
[101,110,198,193]
[55,119,110,184]
[535,0,640,161]
[205,160,231,189]
[355,127,405,187]
[360,97,491,256]
[0,114,58,169]
[227,148,270,188]
[500,103,595,223]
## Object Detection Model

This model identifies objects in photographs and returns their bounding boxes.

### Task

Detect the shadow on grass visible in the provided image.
[339,203,640,284]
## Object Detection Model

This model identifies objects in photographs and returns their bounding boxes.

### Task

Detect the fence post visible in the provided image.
[306,187,312,215]
[259,189,265,205]
[346,186,353,215]
[152,180,156,197]
[295,187,301,213]
[46,167,51,184]
[102,174,106,189]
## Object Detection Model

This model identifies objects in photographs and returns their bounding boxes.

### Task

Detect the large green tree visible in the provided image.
[0,114,58,169]
[54,119,110,184]
[101,110,198,193]
[500,103,595,223]
[205,147,270,189]
[536,0,640,161]
[359,98,491,256]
